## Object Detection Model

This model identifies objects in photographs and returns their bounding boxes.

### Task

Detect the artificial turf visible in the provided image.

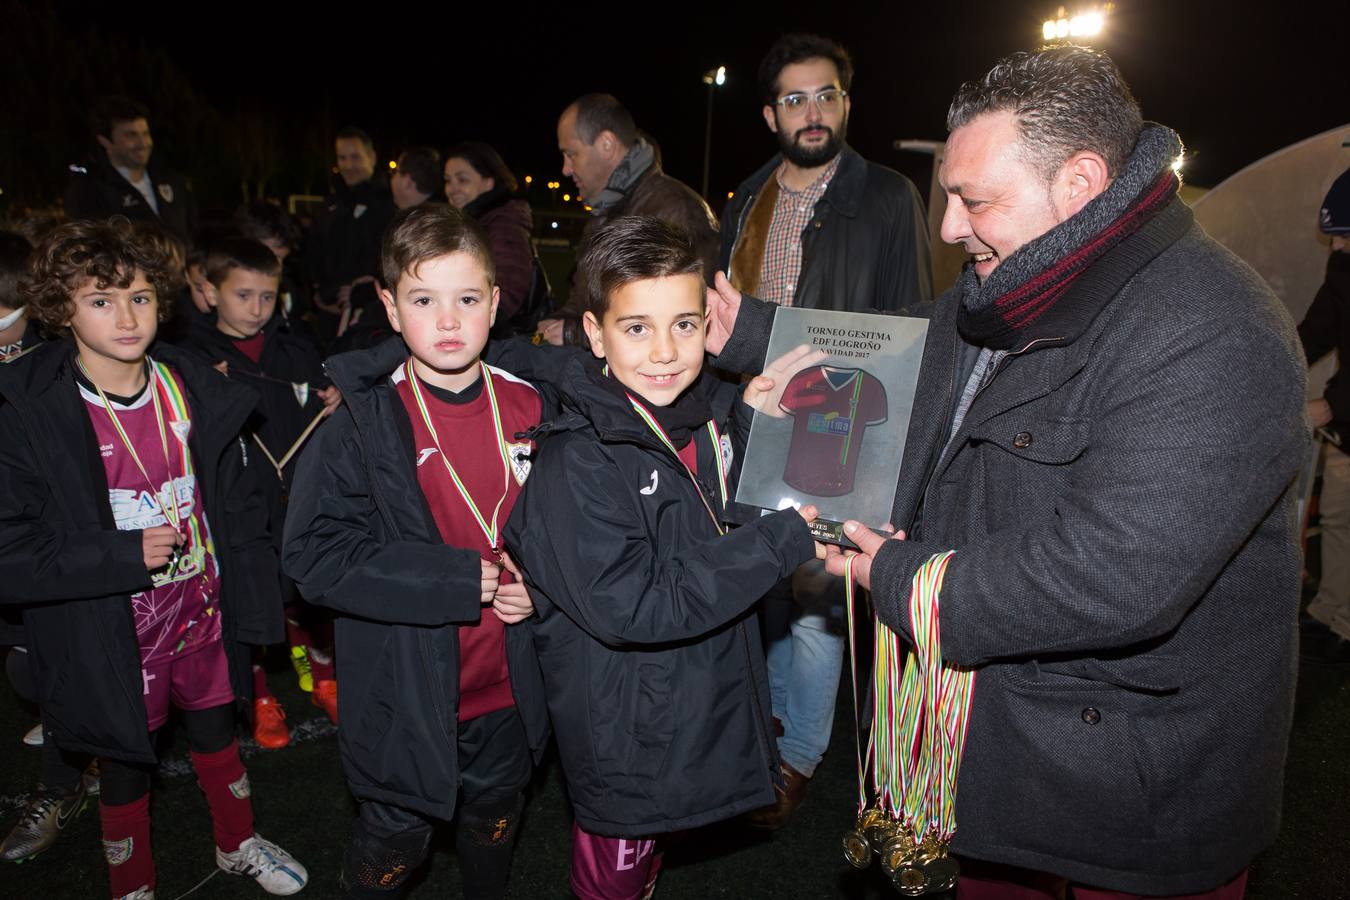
[2,633,1347,899]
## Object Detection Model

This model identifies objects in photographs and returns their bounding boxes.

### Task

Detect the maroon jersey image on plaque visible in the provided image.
[778,366,888,497]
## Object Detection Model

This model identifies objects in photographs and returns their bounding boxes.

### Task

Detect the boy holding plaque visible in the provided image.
[502,216,823,900]
[282,204,549,900]
[0,218,308,898]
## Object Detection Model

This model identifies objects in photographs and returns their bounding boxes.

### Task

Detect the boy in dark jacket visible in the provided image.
[502,216,821,900]
[282,205,549,900]
[0,218,306,898]
[178,236,341,746]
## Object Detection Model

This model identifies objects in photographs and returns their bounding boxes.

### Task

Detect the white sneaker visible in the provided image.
[22,723,42,746]
[114,887,153,900]
[216,833,308,895]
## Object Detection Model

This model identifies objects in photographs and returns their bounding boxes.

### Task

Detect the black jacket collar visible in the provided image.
[735,144,867,219]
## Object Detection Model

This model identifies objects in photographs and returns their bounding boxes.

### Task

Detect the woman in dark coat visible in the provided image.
[443,142,534,326]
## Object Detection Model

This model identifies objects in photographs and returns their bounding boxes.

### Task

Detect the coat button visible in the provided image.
[1013,431,1033,449]
[1081,707,1101,725]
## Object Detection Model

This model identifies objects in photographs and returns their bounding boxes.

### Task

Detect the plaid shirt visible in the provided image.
[758,155,841,306]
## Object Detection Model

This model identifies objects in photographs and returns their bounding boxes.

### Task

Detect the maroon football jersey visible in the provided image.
[394,361,540,723]
[778,366,887,497]
[81,370,223,667]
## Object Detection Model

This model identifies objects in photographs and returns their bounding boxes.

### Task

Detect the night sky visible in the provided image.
[27,0,1350,207]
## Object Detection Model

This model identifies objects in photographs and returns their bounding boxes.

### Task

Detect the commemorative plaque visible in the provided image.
[733,307,928,546]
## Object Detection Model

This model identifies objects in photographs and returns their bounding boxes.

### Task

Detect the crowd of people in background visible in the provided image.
[0,26,1345,900]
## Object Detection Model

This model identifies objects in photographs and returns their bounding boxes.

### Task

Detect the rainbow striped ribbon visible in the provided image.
[846,549,975,843]
[405,360,512,552]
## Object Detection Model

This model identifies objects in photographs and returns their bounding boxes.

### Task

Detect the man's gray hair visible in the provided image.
[947,45,1143,184]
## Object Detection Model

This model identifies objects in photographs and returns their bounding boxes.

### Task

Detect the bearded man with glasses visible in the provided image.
[717,32,932,831]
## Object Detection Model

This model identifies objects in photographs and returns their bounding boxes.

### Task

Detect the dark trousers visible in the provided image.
[956,859,1250,900]
[342,706,532,900]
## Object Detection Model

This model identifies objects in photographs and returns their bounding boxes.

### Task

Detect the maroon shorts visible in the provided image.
[141,640,235,731]
[570,821,673,900]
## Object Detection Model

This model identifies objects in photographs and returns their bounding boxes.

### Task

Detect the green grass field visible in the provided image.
[2,634,1347,899]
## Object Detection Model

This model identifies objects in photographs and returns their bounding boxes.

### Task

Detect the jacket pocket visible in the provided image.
[982,663,1169,861]
[631,660,675,791]
[970,415,1089,531]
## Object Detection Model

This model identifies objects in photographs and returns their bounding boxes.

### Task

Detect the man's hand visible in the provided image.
[705,272,742,357]
[824,521,905,591]
[479,558,501,605]
[742,345,830,416]
[794,504,830,560]
[536,318,565,346]
[319,386,343,417]
[492,552,535,624]
[1310,398,1333,429]
[142,525,183,571]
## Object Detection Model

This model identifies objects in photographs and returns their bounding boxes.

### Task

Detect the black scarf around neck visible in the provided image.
[588,358,712,449]
[958,124,1190,350]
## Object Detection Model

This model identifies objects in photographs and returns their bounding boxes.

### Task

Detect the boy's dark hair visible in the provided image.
[396,147,443,196]
[0,232,34,311]
[21,218,181,336]
[445,142,518,195]
[758,34,854,105]
[381,204,495,291]
[234,203,299,252]
[335,126,375,152]
[577,216,703,320]
[568,94,637,148]
[90,95,151,138]
[204,236,283,288]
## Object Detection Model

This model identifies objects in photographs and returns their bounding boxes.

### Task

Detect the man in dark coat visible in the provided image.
[717,34,933,829]
[64,96,197,244]
[709,46,1307,898]
[304,126,395,347]
[551,93,719,317]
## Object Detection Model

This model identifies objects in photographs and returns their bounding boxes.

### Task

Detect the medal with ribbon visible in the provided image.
[80,358,201,581]
[405,359,512,556]
[841,550,974,896]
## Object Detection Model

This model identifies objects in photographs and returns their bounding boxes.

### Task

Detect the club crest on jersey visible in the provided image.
[508,442,533,485]
[229,773,251,800]
[158,183,174,204]
[104,837,133,865]
[170,419,191,445]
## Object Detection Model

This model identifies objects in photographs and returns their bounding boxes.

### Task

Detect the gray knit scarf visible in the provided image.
[586,139,656,216]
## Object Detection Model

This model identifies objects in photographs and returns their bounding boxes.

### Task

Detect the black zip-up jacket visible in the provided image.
[304,173,395,302]
[0,341,282,763]
[64,153,197,243]
[281,337,550,822]
[177,316,329,517]
[719,144,932,315]
[502,355,817,836]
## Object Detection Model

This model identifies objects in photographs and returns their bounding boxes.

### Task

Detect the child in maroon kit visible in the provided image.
[0,219,307,899]
[282,205,549,899]
[178,236,342,748]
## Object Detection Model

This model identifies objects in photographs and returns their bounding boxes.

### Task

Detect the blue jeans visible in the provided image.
[763,560,847,777]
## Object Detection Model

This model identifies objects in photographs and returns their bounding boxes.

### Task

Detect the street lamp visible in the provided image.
[1042,4,1111,43]
[702,65,727,200]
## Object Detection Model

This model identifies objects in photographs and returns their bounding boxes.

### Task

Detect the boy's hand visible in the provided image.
[794,504,829,560]
[319,386,343,417]
[143,525,182,571]
[705,272,742,356]
[492,552,535,624]
[742,345,830,416]
[824,522,905,591]
[479,558,501,605]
